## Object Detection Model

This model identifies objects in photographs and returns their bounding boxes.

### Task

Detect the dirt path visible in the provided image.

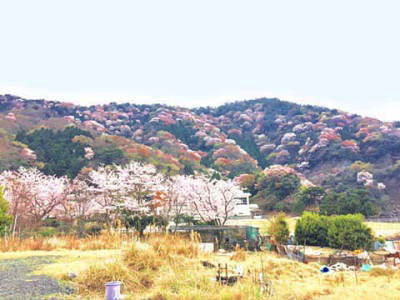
[0,256,74,300]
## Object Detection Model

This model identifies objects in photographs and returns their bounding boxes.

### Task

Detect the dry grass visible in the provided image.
[147,234,200,259]
[231,246,247,262]
[0,231,128,252]
[369,267,396,277]
[3,234,400,299]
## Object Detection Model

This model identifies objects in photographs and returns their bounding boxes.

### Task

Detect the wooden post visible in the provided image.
[353,256,358,285]
[225,263,228,284]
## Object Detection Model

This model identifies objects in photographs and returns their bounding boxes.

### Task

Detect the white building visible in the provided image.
[232,191,252,217]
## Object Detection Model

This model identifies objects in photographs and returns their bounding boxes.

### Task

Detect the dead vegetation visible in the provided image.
[0,231,127,252]
[2,233,400,299]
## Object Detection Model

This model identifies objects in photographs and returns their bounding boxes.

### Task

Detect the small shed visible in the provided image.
[171,225,260,251]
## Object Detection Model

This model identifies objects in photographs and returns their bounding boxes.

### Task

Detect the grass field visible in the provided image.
[1,233,400,299]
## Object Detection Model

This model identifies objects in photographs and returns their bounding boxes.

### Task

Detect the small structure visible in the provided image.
[172,225,261,251]
[232,192,252,217]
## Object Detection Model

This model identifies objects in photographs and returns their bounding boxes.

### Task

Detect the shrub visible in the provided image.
[267,213,290,244]
[327,214,374,250]
[0,186,12,236]
[77,261,140,293]
[36,226,58,237]
[83,222,104,236]
[295,212,330,247]
[295,213,375,250]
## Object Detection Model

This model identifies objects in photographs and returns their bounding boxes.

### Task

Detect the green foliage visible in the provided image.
[273,202,292,212]
[164,120,200,150]
[257,174,300,201]
[237,173,258,196]
[173,214,200,226]
[293,186,326,213]
[200,153,214,168]
[320,188,378,217]
[35,226,58,237]
[83,222,105,236]
[295,212,330,247]
[121,210,168,237]
[327,214,374,250]
[267,213,290,244]
[94,146,126,165]
[229,133,267,168]
[0,187,12,236]
[225,160,258,179]
[16,127,92,178]
[309,142,360,167]
[350,161,374,172]
[295,213,374,250]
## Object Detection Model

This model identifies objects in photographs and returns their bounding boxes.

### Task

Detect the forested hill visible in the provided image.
[2,94,400,216]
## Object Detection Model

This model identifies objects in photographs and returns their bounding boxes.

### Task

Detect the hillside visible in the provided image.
[2,94,400,216]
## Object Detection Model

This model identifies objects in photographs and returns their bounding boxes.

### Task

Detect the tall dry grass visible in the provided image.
[0,231,128,252]
[5,232,400,299]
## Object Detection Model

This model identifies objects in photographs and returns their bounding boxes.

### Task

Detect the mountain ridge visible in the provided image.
[1,94,400,216]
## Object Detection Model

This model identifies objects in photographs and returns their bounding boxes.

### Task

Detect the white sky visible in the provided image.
[1,0,400,120]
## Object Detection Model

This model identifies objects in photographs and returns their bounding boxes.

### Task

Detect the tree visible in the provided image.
[320,188,378,216]
[182,175,244,226]
[293,186,326,213]
[257,174,300,200]
[295,212,330,246]
[16,127,93,178]
[121,212,167,237]
[327,214,374,250]
[158,176,190,226]
[253,173,300,211]
[267,213,290,244]
[60,177,98,234]
[0,187,12,236]
[87,162,166,225]
[0,168,69,232]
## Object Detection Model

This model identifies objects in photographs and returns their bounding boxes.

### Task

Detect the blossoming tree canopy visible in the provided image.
[0,167,69,230]
[0,162,249,231]
[87,161,166,213]
[179,175,244,225]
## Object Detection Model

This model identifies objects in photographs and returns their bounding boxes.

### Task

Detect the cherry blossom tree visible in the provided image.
[0,168,69,232]
[158,175,191,224]
[180,175,243,226]
[87,162,166,217]
[61,178,98,221]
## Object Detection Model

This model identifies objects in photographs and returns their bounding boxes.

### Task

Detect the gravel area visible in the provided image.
[0,256,74,300]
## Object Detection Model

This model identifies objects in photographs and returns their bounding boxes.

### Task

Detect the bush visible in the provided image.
[36,226,58,237]
[0,187,12,236]
[83,222,104,236]
[295,213,375,250]
[327,214,374,250]
[295,212,330,247]
[267,213,290,244]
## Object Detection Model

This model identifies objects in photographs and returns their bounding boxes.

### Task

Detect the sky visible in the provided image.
[0,0,400,121]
